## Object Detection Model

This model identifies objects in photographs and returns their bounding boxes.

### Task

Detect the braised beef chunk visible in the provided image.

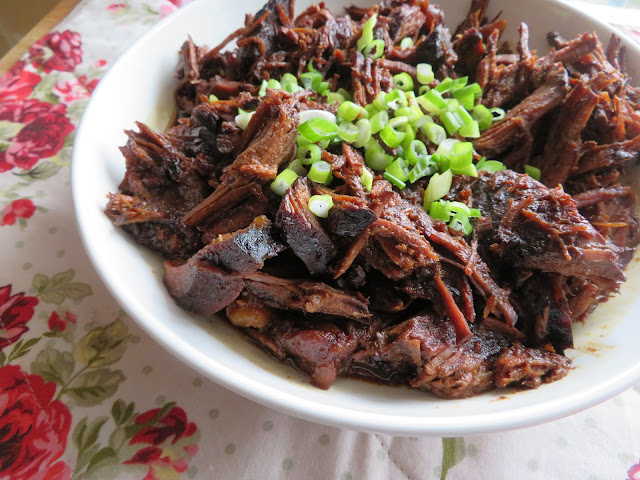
[349,311,568,399]
[194,216,286,274]
[276,177,337,275]
[107,0,640,399]
[164,260,244,315]
[493,344,570,388]
[244,271,370,321]
[246,316,374,389]
[470,170,624,282]
[182,91,298,230]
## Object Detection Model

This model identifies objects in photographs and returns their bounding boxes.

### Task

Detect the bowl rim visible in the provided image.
[72,0,640,436]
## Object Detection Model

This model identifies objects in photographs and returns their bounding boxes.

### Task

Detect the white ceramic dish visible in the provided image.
[72,0,640,436]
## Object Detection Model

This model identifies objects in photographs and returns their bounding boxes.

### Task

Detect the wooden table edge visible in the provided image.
[0,0,83,75]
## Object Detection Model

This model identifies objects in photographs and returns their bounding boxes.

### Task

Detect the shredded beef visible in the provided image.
[106,0,640,399]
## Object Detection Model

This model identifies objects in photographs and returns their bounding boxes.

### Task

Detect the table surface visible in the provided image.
[1,1,640,479]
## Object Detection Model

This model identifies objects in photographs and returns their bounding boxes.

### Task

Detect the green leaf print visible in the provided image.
[32,269,93,304]
[30,74,60,104]
[441,437,466,480]
[0,120,23,140]
[7,337,41,363]
[86,447,118,473]
[73,318,129,368]
[12,161,61,181]
[31,347,75,385]
[63,368,126,406]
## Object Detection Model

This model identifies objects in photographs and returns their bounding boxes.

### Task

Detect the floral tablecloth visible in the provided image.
[1,0,640,479]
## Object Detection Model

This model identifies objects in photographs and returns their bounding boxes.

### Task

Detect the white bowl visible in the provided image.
[72,0,640,436]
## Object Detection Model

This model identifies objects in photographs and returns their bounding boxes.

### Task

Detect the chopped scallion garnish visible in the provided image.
[417,63,435,85]
[308,194,334,218]
[308,160,333,185]
[525,164,541,181]
[489,107,506,122]
[423,169,453,207]
[393,72,414,91]
[296,144,321,165]
[400,37,414,49]
[298,118,339,142]
[270,169,298,196]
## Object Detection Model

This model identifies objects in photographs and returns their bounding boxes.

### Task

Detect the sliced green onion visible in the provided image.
[288,158,307,176]
[395,105,423,124]
[363,39,385,59]
[379,124,405,148]
[400,37,414,49]
[424,122,447,145]
[436,154,450,173]
[452,83,483,109]
[393,72,414,91]
[373,92,388,110]
[327,92,346,104]
[361,168,373,192]
[354,119,372,148]
[357,13,378,52]
[296,134,312,147]
[418,89,447,113]
[235,110,255,130]
[364,103,379,118]
[385,89,407,110]
[398,123,415,150]
[490,107,506,122]
[472,105,493,130]
[388,116,408,128]
[370,110,389,134]
[281,73,300,93]
[300,71,322,91]
[451,87,475,110]
[445,98,460,112]
[429,200,451,221]
[338,101,361,122]
[449,212,473,235]
[408,155,436,183]
[298,118,339,142]
[267,78,281,90]
[385,158,410,182]
[454,163,478,177]
[336,88,353,102]
[417,63,434,85]
[384,172,406,189]
[469,208,482,218]
[208,94,219,103]
[308,160,333,185]
[337,121,360,143]
[423,169,453,207]
[435,76,468,93]
[447,201,471,215]
[270,168,298,196]
[525,165,541,181]
[449,142,473,173]
[365,139,393,170]
[318,81,330,95]
[308,194,334,218]
[476,158,506,172]
[418,85,431,95]
[414,114,434,132]
[296,144,322,165]
[406,140,428,165]
[455,105,474,125]
[440,111,464,135]
[459,120,480,138]
[258,80,268,97]
[299,109,337,124]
